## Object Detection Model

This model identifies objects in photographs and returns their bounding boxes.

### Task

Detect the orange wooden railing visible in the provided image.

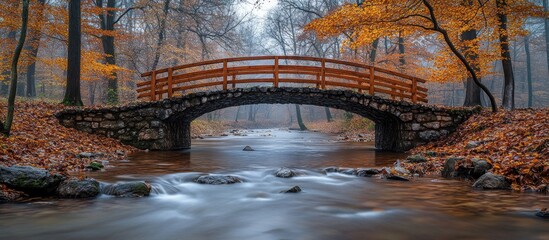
[137,56,428,103]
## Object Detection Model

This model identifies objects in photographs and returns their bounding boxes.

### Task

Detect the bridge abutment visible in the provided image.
[56,87,478,152]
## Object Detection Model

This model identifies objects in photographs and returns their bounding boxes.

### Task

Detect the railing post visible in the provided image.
[232,73,236,89]
[369,66,375,95]
[167,68,173,98]
[223,60,228,90]
[316,73,320,89]
[321,59,326,89]
[274,56,279,88]
[150,70,157,101]
[412,78,418,103]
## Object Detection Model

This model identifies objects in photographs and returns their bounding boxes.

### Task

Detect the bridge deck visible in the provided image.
[137,56,428,103]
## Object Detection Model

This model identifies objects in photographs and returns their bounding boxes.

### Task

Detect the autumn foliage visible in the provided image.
[407,109,549,192]
[0,100,135,173]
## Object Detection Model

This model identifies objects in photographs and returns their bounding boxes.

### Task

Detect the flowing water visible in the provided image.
[0,129,548,240]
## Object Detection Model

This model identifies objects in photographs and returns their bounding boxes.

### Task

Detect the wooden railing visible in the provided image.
[137,56,428,103]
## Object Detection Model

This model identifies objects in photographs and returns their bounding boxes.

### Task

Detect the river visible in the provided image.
[1,129,548,240]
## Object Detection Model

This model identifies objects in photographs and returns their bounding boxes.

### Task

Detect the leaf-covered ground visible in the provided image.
[405,109,549,192]
[0,100,136,174]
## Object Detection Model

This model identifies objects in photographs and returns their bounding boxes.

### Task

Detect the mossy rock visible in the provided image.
[406,155,427,163]
[86,162,104,171]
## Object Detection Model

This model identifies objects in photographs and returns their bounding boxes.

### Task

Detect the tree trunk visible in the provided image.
[1,1,20,96]
[496,0,515,110]
[461,29,482,106]
[525,35,533,108]
[543,0,549,78]
[324,107,333,122]
[62,0,83,106]
[295,105,307,131]
[2,0,30,136]
[98,0,119,104]
[421,0,498,112]
[398,33,405,66]
[24,0,46,98]
[369,38,379,64]
[151,0,171,70]
[234,106,241,122]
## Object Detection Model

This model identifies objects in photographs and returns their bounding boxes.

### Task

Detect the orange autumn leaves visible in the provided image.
[0,101,136,174]
[409,109,549,192]
[305,0,545,83]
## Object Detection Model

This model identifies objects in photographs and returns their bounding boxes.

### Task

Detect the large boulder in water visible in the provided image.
[102,181,152,197]
[57,178,100,198]
[0,165,65,195]
[274,167,299,178]
[472,173,510,190]
[193,175,243,185]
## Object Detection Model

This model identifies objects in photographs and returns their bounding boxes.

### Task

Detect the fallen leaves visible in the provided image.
[0,100,137,174]
[405,108,549,192]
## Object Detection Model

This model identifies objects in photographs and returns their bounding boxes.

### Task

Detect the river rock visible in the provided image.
[356,168,379,177]
[243,146,255,151]
[57,178,100,198]
[441,157,463,178]
[322,167,339,173]
[193,175,243,185]
[339,168,357,175]
[466,141,481,149]
[471,158,492,179]
[535,208,549,219]
[281,186,302,193]
[85,162,104,171]
[102,181,152,197]
[77,152,105,158]
[274,167,299,178]
[472,173,510,190]
[406,155,427,163]
[0,165,65,195]
[383,174,410,181]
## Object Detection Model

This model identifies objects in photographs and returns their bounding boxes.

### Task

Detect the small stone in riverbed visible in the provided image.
[193,175,243,185]
[86,162,104,171]
[281,186,302,193]
[243,146,255,151]
[339,168,357,175]
[57,178,100,198]
[274,167,298,178]
[356,168,379,177]
[406,155,427,163]
[536,208,549,219]
[384,174,410,181]
[322,167,339,173]
[472,173,510,190]
[101,181,152,197]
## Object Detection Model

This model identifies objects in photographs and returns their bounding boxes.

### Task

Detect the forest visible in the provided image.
[1,0,549,239]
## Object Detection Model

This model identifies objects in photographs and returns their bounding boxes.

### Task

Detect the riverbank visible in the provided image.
[404,108,549,192]
[0,100,136,173]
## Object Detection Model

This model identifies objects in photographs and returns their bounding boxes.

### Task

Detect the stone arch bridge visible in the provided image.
[56,56,477,152]
[56,87,476,152]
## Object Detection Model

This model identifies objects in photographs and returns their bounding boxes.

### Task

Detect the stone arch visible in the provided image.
[56,87,477,152]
